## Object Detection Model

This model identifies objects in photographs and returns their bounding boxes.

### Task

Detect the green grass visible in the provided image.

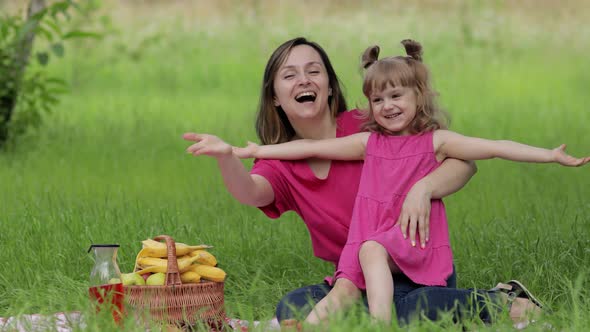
[1,1,589,331]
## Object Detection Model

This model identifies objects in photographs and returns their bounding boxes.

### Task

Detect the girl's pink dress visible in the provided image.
[334,131,454,289]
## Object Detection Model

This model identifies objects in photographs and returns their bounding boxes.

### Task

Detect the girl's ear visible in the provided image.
[273,96,280,107]
[328,88,332,96]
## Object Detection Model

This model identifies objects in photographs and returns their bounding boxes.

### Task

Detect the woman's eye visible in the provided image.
[392,94,400,98]
[284,74,294,79]
[309,71,320,75]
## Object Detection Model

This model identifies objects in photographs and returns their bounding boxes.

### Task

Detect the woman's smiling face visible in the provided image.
[272,45,331,121]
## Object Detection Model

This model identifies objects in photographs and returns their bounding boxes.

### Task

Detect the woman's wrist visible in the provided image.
[216,151,236,162]
[413,178,433,199]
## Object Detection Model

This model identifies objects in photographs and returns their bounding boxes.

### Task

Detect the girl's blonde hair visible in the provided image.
[360,39,449,134]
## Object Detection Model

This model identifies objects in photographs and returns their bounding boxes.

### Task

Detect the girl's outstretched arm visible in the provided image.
[183,133,274,207]
[234,132,370,161]
[434,130,590,166]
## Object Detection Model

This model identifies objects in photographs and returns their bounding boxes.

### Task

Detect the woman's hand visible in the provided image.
[552,144,590,167]
[232,141,260,159]
[397,179,432,249]
[183,133,232,158]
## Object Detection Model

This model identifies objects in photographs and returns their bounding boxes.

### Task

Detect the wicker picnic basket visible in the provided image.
[124,235,225,327]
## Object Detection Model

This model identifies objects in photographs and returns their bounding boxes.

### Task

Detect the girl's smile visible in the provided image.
[370,85,417,135]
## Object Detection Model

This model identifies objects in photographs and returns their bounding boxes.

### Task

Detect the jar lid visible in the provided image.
[87,244,120,253]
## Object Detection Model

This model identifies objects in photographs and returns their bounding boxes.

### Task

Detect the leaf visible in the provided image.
[1,16,21,39]
[37,25,54,42]
[43,18,62,37]
[49,1,71,19]
[36,52,49,66]
[30,8,49,21]
[46,77,67,86]
[44,95,59,105]
[0,18,11,38]
[50,43,64,57]
[47,87,69,95]
[68,0,82,13]
[62,30,102,40]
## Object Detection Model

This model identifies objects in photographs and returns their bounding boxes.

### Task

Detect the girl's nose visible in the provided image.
[384,99,395,110]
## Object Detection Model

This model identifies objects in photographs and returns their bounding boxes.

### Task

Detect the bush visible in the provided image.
[0,0,103,149]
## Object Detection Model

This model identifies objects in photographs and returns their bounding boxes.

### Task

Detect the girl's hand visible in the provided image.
[232,141,260,159]
[552,144,590,167]
[183,133,232,158]
[397,180,432,249]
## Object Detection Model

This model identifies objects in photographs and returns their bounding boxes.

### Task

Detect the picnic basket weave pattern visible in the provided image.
[124,235,225,326]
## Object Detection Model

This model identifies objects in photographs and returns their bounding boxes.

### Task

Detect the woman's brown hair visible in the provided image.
[360,39,449,135]
[256,37,347,144]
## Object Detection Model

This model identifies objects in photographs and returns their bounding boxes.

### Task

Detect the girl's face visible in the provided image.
[273,45,331,121]
[369,84,417,135]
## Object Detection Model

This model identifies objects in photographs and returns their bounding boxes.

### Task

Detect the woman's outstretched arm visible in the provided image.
[183,133,274,207]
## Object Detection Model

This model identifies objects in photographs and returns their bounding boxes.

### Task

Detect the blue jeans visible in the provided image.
[275,267,500,324]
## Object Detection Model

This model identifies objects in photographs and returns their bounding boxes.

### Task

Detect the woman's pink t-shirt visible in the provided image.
[250,110,364,269]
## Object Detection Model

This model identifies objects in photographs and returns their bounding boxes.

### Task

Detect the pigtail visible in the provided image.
[361,45,380,69]
[401,39,423,62]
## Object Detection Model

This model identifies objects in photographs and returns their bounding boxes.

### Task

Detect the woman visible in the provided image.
[183,37,543,327]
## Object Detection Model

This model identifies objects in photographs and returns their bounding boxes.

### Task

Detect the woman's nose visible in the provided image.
[298,73,311,85]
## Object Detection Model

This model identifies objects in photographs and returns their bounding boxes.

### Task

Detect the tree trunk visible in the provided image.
[0,0,46,147]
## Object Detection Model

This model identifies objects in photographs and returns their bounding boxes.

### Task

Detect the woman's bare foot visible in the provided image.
[280,319,303,331]
[493,280,544,329]
[509,297,542,328]
[304,279,360,325]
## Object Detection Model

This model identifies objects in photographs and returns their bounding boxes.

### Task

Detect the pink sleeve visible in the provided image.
[250,159,293,218]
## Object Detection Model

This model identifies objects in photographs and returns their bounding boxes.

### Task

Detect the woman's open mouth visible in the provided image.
[295,91,317,103]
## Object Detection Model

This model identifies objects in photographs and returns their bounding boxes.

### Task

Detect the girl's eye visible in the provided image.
[284,74,294,79]
[309,71,320,75]
[372,98,382,103]
[391,94,400,98]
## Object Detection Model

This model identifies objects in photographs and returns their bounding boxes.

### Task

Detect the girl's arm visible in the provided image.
[234,132,370,161]
[434,130,590,166]
[183,133,275,207]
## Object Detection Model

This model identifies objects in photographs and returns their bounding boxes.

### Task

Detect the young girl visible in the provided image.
[233,39,590,324]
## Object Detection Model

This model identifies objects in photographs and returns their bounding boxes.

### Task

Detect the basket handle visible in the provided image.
[154,235,182,286]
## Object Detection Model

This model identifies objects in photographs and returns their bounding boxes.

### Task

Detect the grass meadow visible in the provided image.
[1,0,589,330]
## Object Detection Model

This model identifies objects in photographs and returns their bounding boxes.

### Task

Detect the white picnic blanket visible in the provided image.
[0,312,280,331]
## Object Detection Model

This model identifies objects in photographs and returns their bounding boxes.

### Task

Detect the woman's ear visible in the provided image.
[328,88,332,96]
[273,96,280,107]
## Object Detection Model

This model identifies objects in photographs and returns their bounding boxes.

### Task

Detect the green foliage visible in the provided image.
[0,0,105,148]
